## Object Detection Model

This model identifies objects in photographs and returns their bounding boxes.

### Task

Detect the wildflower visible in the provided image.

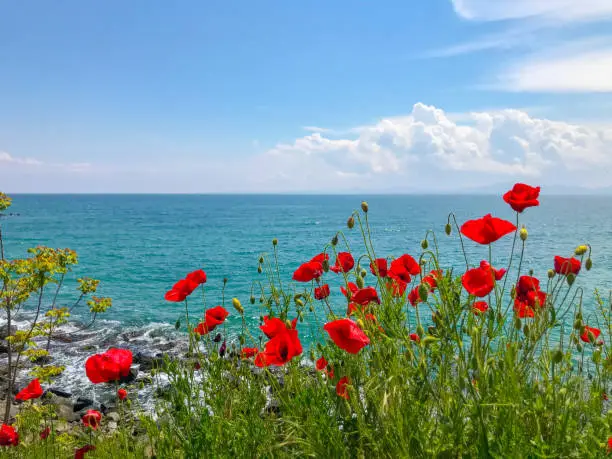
[370,258,388,277]
[340,282,359,299]
[260,316,296,339]
[575,245,588,256]
[15,378,44,401]
[479,260,506,281]
[324,319,370,354]
[315,356,328,371]
[117,388,128,400]
[514,301,535,318]
[330,252,355,274]
[75,445,96,459]
[410,333,420,342]
[314,284,330,300]
[473,301,489,314]
[517,276,540,298]
[460,214,516,245]
[520,226,528,241]
[310,253,329,264]
[387,279,407,297]
[347,217,355,229]
[85,348,133,384]
[81,410,102,430]
[241,347,258,358]
[554,256,581,276]
[389,254,420,283]
[608,437,612,453]
[408,287,421,307]
[185,269,207,285]
[0,424,19,446]
[194,306,230,336]
[232,298,244,314]
[254,328,302,367]
[462,265,495,297]
[40,426,50,440]
[351,287,380,306]
[361,201,369,213]
[336,376,350,400]
[603,392,609,401]
[164,278,198,302]
[580,326,602,344]
[219,340,227,357]
[292,261,324,282]
[503,183,540,213]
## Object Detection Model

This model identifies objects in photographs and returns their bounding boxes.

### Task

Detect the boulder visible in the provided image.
[0,324,16,340]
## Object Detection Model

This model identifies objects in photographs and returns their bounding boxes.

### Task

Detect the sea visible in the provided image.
[1,194,611,406]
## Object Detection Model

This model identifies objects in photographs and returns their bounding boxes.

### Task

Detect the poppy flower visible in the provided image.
[40,426,50,440]
[193,322,212,335]
[408,287,421,307]
[85,348,133,384]
[205,306,229,328]
[479,260,506,281]
[517,276,541,297]
[462,266,495,298]
[473,301,489,314]
[503,183,540,213]
[254,329,303,367]
[370,258,388,277]
[387,279,407,297]
[347,302,365,316]
[164,278,198,302]
[75,445,96,459]
[409,333,420,342]
[241,347,258,358]
[389,254,420,283]
[185,269,207,285]
[310,253,329,264]
[0,424,19,446]
[526,290,547,308]
[580,326,602,344]
[314,284,330,300]
[554,256,581,276]
[351,287,380,306]
[460,214,517,245]
[82,410,102,430]
[15,378,43,401]
[514,300,535,318]
[336,376,350,400]
[117,388,128,401]
[340,282,358,299]
[315,356,328,371]
[608,437,612,453]
[260,316,290,338]
[323,319,370,354]
[330,252,355,274]
[292,261,323,282]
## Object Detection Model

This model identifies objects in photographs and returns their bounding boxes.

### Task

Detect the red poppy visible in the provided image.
[330,252,355,274]
[503,183,540,213]
[82,410,102,430]
[40,426,50,440]
[117,388,128,401]
[241,347,259,358]
[409,333,420,342]
[315,356,328,371]
[387,279,407,297]
[408,287,421,307]
[473,301,489,314]
[205,306,229,328]
[323,319,370,354]
[554,256,581,276]
[85,348,133,384]
[526,290,547,308]
[0,424,19,447]
[370,258,388,277]
[479,260,506,281]
[292,261,323,282]
[460,214,517,245]
[186,269,207,285]
[517,276,540,297]
[347,302,365,316]
[514,300,535,318]
[336,376,350,400]
[389,254,420,283]
[310,253,329,264]
[608,437,612,453]
[164,278,198,302]
[193,322,212,335]
[340,282,358,299]
[580,326,602,344]
[314,284,330,300]
[254,329,303,367]
[75,445,96,459]
[351,287,380,306]
[462,266,495,297]
[15,378,43,401]
[260,316,291,338]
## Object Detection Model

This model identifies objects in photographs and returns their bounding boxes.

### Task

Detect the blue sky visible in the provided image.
[2,0,612,192]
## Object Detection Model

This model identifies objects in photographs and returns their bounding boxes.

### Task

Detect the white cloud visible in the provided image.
[0,151,43,166]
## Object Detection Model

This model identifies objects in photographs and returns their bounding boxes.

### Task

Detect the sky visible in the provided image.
[2,0,612,193]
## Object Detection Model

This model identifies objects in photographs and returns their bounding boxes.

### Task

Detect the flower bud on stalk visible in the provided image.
[586,258,593,271]
[547,269,555,279]
[250,296,255,305]
[295,298,304,308]
[421,239,428,250]
[575,245,588,256]
[418,284,428,302]
[331,234,339,246]
[322,259,330,272]
[361,201,369,213]
[347,216,355,229]
[356,276,365,289]
[257,266,262,274]
[272,238,278,246]
[232,298,244,315]
[416,325,425,337]
[552,349,563,364]
[259,256,264,264]
[514,317,522,330]
[566,273,576,286]
[520,226,528,241]
[445,223,452,236]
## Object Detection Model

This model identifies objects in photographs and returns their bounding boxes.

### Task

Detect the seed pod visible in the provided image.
[259,256,264,264]
[331,234,339,246]
[272,238,278,246]
[576,343,583,352]
[573,319,582,330]
[259,296,264,303]
[322,259,330,272]
[552,349,563,364]
[361,201,369,213]
[257,266,262,274]
[250,296,256,305]
[347,216,355,229]
[232,298,244,314]
[566,273,576,286]
[356,276,365,289]
[421,239,428,250]
[520,226,528,241]
[514,317,522,330]
[296,298,304,307]
[586,258,593,271]
[361,269,367,278]
[418,283,428,302]
[445,223,452,235]
[593,350,602,364]
[547,269,555,279]
[416,325,425,337]
[523,324,530,337]
[575,245,588,256]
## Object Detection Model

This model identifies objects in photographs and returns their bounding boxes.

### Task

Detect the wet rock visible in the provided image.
[0,324,16,340]
[73,397,94,412]
[52,333,74,343]
[57,403,81,422]
[134,352,163,371]
[107,411,120,422]
[119,366,138,383]
[48,388,72,398]
[107,421,118,431]
[157,342,175,352]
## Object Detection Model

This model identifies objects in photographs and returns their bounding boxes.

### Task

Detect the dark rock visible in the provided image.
[73,397,94,412]
[119,365,138,383]
[52,333,73,343]
[134,352,163,371]
[157,342,175,352]
[48,388,72,398]
[264,399,281,416]
[0,324,16,340]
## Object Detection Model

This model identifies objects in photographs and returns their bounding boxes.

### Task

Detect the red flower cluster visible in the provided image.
[503,183,540,213]
[82,410,102,430]
[164,269,207,302]
[255,317,302,367]
[330,252,355,274]
[389,254,421,284]
[324,319,370,354]
[314,284,330,300]
[461,214,516,245]
[193,306,229,335]
[85,348,133,384]
[340,282,358,299]
[315,356,334,379]
[40,426,50,440]
[15,378,43,401]
[117,388,128,400]
[370,258,388,277]
[554,256,581,276]
[408,270,442,306]
[462,263,495,298]
[514,276,547,318]
[0,424,18,447]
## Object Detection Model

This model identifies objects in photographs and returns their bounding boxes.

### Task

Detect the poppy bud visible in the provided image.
[529,269,534,276]
[523,324,530,337]
[219,340,226,357]
[259,256,264,264]
[239,335,245,345]
[510,286,516,299]
[175,319,181,330]
[322,259,330,272]
[422,336,438,346]
[213,333,222,343]
[309,305,314,312]
[272,238,278,246]
[514,317,522,330]
[250,296,255,304]
[257,266,262,274]
[552,349,563,364]
[520,226,528,241]
[445,223,452,235]
[547,269,555,279]
[296,298,304,307]
[566,273,576,286]
[575,245,588,256]
[347,217,355,229]
[574,319,583,330]
[356,276,365,289]
[588,331,596,344]
[361,201,369,213]
[360,269,367,278]
[593,349,601,364]
[576,343,583,352]
[421,239,428,250]
[586,258,592,271]
[223,277,228,285]
[416,325,424,337]
[298,311,304,321]
[418,284,428,302]
[259,296,264,303]
[331,234,339,246]
[232,298,244,314]
[357,319,365,329]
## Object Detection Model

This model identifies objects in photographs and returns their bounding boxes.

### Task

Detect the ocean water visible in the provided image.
[2,194,611,403]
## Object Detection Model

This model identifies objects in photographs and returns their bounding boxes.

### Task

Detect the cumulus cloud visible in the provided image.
[264,103,612,191]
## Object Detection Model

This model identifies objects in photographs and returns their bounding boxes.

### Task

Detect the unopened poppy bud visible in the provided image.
[347,216,355,229]
[223,277,228,285]
[356,276,365,289]
[322,259,330,272]
[213,333,222,343]
[588,331,596,344]
[232,298,244,314]
[298,311,304,321]
[272,238,278,246]
[361,201,369,213]
[295,298,304,307]
[593,349,601,364]
[576,311,583,320]
[576,343,583,352]
[361,269,367,278]
[422,336,438,346]
[574,319,583,330]
[257,266,262,274]
[139,381,145,390]
[520,226,528,241]
[331,234,339,246]
[219,340,226,357]
[575,245,588,256]
[552,349,563,364]
[259,296,264,303]
[510,285,516,299]
[586,258,592,271]
[445,223,452,236]
[514,317,522,330]
[175,319,181,330]
[239,335,245,345]
[547,269,555,279]
[357,319,365,329]
[418,284,428,302]
[421,239,428,250]
[259,256,264,264]
[529,269,534,276]
[523,324,530,336]
[416,325,425,337]
[250,296,255,304]
[309,305,314,312]
[566,273,576,286]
